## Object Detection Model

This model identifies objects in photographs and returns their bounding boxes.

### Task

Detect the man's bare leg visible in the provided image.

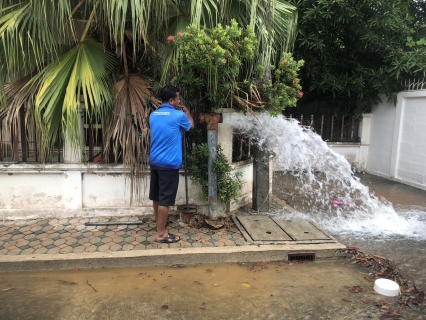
[153,201,159,223]
[155,205,180,242]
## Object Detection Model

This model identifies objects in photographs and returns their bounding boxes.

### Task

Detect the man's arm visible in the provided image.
[181,106,195,130]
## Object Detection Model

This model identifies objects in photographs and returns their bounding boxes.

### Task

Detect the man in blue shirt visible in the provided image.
[149,85,194,243]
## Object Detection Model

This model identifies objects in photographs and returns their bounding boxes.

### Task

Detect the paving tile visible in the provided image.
[98,244,110,252]
[0,248,9,254]
[82,243,92,248]
[24,233,37,240]
[133,244,146,250]
[202,242,215,247]
[122,244,134,251]
[41,239,54,246]
[110,244,122,251]
[30,226,43,232]
[28,240,41,247]
[0,234,12,241]
[113,236,124,243]
[58,244,68,249]
[60,246,73,254]
[191,242,203,248]
[89,237,102,244]
[179,241,192,248]
[78,238,90,245]
[7,248,22,255]
[82,232,93,238]
[47,247,61,254]
[65,239,78,246]
[42,226,53,232]
[20,248,35,255]
[213,241,225,247]
[52,238,65,246]
[123,236,134,243]
[59,232,72,239]
[34,247,48,254]
[20,226,32,232]
[45,245,56,249]
[11,234,25,240]
[93,242,104,247]
[72,246,85,253]
[168,242,181,249]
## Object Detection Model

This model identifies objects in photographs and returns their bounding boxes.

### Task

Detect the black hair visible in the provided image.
[160,85,180,103]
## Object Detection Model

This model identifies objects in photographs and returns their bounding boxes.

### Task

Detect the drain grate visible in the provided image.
[288,252,316,261]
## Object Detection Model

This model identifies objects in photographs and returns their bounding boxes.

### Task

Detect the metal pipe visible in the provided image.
[182,129,189,209]
[207,130,218,220]
[199,113,222,220]
[85,221,143,226]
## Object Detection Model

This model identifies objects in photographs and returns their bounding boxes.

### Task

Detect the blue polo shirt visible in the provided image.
[149,104,192,169]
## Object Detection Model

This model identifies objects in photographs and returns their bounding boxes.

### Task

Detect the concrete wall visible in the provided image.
[0,161,253,219]
[366,91,426,190]
[367,98,397,175]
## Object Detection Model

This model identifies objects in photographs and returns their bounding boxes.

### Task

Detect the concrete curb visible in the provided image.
[0,243,347,272]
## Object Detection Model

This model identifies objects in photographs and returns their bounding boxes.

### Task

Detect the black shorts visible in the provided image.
[149,169,179,206]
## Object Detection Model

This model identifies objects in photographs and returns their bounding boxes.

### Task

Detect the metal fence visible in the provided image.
[288,114,361,142]
[1,112,361,164]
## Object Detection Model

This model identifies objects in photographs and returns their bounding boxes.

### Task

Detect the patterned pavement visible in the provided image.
[0,214,247,256]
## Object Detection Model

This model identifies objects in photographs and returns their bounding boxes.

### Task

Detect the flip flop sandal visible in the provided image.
[156,233,180,243]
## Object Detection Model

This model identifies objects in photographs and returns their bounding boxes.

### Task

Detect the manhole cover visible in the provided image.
[272,218,331,241]
[237,216,292,241]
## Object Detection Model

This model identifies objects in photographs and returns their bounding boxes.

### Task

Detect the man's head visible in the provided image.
[160,85,180,108]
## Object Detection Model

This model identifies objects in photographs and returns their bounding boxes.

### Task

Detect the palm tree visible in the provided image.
[0,0,297,201]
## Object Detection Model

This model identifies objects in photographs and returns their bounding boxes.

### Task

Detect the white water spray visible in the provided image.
[224,112,426,239]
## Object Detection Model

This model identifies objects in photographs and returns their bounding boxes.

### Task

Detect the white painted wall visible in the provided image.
[367,91,426,190]
[367,98,396,175]
[0,161,253,219]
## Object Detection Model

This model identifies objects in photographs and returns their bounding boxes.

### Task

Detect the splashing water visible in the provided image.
[224,112,426,239]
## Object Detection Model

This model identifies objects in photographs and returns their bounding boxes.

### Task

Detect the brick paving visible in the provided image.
[0,214,247,256]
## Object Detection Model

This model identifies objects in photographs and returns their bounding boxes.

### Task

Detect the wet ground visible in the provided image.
[334,174,426,289]
[0,172,425,319]
[1,260,423,320]
[273,172,426,291]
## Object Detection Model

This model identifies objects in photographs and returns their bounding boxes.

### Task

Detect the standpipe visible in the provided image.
[199,113,223,220]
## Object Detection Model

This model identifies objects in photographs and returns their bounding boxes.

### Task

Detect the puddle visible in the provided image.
[0,261,423,319]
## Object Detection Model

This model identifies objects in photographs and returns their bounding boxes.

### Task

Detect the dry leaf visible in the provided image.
[1,287,14,292]
[206,269,212,273]
[342,297,352,302]
[349,285,363,293]
[241,283,250,288]
[161,305,168,309]
[213,284,218,286]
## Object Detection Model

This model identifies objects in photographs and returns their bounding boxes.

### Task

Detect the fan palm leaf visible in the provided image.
[104,74,160,203]
[33,38,115,159]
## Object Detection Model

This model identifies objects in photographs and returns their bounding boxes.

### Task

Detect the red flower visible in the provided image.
[299,91,303,98]
[167,35,174,43]
[177,32,183,36]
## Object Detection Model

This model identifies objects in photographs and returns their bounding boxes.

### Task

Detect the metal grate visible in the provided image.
[288,252,316,262]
